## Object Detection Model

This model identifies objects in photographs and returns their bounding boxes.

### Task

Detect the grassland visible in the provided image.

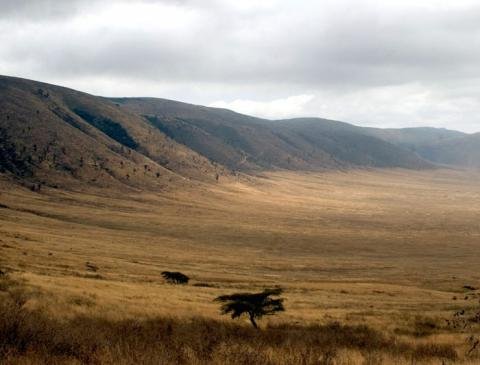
[1,168,480,364]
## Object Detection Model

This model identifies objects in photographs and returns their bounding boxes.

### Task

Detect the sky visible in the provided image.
[1,0,480,132]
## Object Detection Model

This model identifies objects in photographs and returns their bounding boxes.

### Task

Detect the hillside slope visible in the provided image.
[0,75,444,191]
[358,127,480,167]
[414,133,480,167]
[113,98,432,171]
[362,127,466,152]
[276,118,431,169]
[0,76,222,189]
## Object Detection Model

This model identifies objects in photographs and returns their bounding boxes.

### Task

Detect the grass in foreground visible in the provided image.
[0,292,458,364]
[0,274,475,365]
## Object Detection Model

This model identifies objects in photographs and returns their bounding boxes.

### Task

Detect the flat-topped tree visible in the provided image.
[215,288,285,328]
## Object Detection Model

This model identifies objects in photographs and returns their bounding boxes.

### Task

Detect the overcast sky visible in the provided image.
[1,0,480,132]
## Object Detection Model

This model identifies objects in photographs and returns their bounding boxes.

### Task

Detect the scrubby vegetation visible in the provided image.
[0,274,459,365]
[0,127,31,176]
[1,272,475,364]
[161,271,190,284]
[447,289,480,356]
[73,108,139,150]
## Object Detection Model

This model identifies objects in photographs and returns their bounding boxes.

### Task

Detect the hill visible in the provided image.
[275,118,432,169]
[0,76,222,189]
[0,75,445,190]
[361,127,466,152]
[359,127,480,167]
[414,133,480,167]
[112,97,432,172]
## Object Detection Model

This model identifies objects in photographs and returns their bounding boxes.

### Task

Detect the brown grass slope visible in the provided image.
[0,75,222,189]
[112,97,433,172]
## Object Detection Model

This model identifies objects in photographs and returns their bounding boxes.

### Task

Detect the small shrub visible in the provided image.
[412,316,439,337]
[412,343,457,361]
[161,271,189,284]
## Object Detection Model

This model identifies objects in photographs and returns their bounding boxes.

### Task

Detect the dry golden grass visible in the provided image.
[0,278,462,365]
[1,168,480,363]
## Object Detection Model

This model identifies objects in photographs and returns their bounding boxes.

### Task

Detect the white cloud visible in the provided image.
[207,85,480,133]
[209,94,315,119]
[305,84,480,132]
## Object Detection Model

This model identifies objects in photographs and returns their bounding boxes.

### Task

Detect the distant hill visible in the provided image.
[414,133,480,167]
[112,98,432,172]
[275,118,431,169]
[362,127,466,152]
[5,75,478,190]
[357,127,480,167]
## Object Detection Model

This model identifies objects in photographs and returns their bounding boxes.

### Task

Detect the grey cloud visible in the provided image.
[0,0,92,21]
[8,1,479,86]
[0,0,480,131]
[0,0,187,21]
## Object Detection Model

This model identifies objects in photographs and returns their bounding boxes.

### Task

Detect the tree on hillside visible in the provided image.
[161,271,189,284]
[214,288,285,328]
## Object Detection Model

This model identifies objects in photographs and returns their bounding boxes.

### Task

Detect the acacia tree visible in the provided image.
[214,288,284,328]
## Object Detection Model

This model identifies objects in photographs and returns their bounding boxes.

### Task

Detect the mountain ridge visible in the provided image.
[1,75,477,190]
[111,97,474,170]
[111,96,433,172]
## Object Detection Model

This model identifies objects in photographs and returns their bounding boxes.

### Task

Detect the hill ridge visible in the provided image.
[5,74,478,190]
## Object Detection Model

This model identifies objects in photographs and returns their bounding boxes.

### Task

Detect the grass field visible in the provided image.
[1,168,480,363]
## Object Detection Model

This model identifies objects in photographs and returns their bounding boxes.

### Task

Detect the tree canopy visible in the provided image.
[215,288,284,328]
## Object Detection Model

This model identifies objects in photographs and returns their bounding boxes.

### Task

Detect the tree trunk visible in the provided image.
[249,313,258,329]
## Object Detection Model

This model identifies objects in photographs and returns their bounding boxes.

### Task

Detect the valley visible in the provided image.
[1,168,479,327]
[2,0,480,362]
[1,75,480,364]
